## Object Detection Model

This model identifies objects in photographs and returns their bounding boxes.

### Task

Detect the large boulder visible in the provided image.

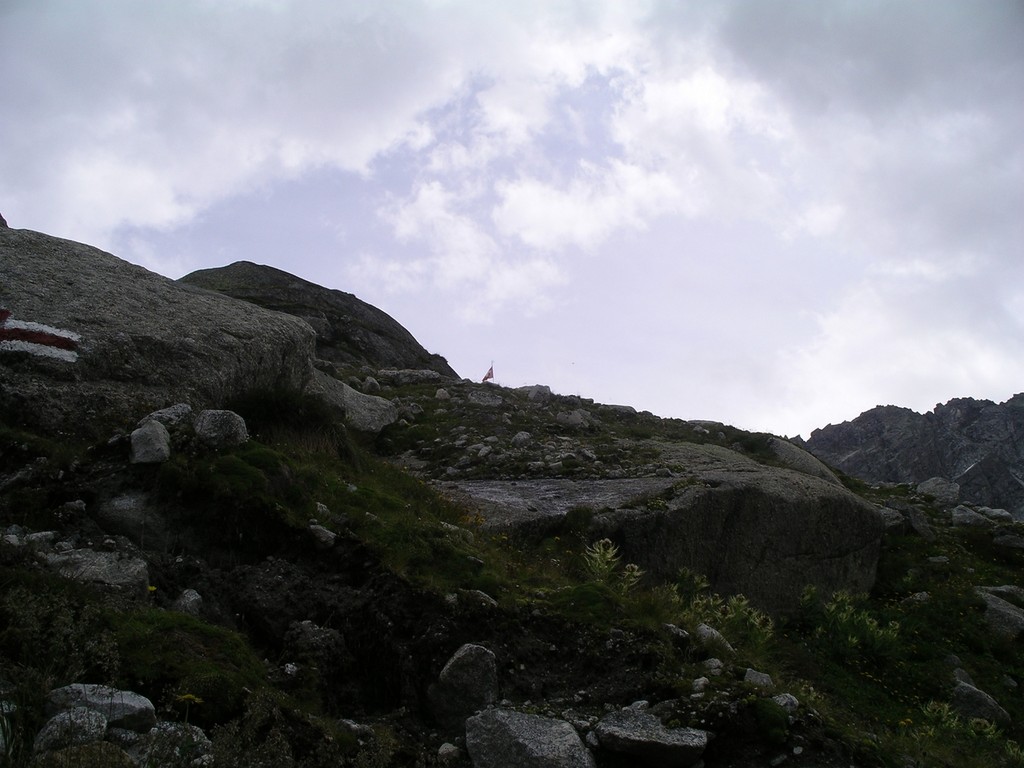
[584,444,883,616]
[0,228,316,437]
[310,372,398,432]
[975,587,1024,641]
[950,681,1011,725]
[41,549,150,595]
[465,709,595,768]
[46,684,156,732]
[179,261,457,376]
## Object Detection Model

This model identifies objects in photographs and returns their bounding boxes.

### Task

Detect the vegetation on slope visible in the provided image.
[2,384,1024,766]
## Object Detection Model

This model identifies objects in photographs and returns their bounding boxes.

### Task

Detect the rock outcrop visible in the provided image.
[180,261,457,377]
[453,440,883,616]
[0,228,399,436]
[589,445,882,616]
[803,396,1024,517]
[0,229,314,436]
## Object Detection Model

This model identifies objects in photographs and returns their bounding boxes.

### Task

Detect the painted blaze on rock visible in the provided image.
[0,307,81,362]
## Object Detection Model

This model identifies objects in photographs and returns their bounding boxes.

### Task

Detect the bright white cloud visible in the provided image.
[493,160,683,251]
[760,274,1024,437]
[2,1,1022,436]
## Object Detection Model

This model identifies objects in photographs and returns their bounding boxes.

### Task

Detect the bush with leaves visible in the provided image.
[582,539,644,596]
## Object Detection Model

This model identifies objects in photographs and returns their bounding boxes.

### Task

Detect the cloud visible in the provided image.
[492,160,682,251]
[761,270,1024,437]
[3,1,1023,437]
[0,1,488,244]
[362,179,565,319]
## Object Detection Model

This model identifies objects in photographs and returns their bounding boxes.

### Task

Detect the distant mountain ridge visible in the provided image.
[180,261,457,377]
[803,394,1024,516]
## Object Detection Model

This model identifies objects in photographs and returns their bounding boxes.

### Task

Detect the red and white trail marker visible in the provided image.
[0,308,81,362]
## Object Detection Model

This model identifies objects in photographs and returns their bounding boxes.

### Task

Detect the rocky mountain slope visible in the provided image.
[0,228,401,438]
[3,227,1024,768]
[180,261,457,377]
[803,396,1024,518]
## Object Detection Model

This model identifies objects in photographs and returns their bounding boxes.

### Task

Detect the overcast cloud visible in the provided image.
[2,0,1022,437]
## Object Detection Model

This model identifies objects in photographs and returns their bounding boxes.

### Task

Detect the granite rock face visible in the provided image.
[180,261,457,376]
[0,228,316,436]
[803,396,1024,518]
[0,229,406,437]
[587,444,883,616]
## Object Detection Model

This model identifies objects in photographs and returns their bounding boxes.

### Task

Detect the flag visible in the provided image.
[482,365,494,382]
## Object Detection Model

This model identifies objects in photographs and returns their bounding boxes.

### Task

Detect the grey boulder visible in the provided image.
[42,549,149,595]
[593,707,708,767]
[47,684,156,732]
[34,707,107,753]
[465,709,595,768]
[429,643,498,731]
[129,419,171,464]
[194,409,248,448]
[950,681,1010,725]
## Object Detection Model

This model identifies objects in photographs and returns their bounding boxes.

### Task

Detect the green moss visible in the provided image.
[751,697,789,746]
[111,608,266,728]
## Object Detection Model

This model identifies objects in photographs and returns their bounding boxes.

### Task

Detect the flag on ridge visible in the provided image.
[482,365,494,382]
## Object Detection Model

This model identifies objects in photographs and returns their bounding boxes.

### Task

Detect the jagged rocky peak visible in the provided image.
[805,394,1024,517]
[180,261,457,377]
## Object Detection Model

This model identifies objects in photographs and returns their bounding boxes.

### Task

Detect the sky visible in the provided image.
[2,1,1023,439]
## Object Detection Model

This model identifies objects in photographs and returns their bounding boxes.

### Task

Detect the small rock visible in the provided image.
[695,623,734,654]
[437,742,460,764]
[978,506,1013,522]
[308,523,337,550]
[744,668,774,689]
[951,505,994,528]
[703,658,724,675]
[173,588,203,616]
[194,409,248,448]
[773,693,800,713]
[138,403,193,428]
[129,420,171,464]
[953,668,975,686]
